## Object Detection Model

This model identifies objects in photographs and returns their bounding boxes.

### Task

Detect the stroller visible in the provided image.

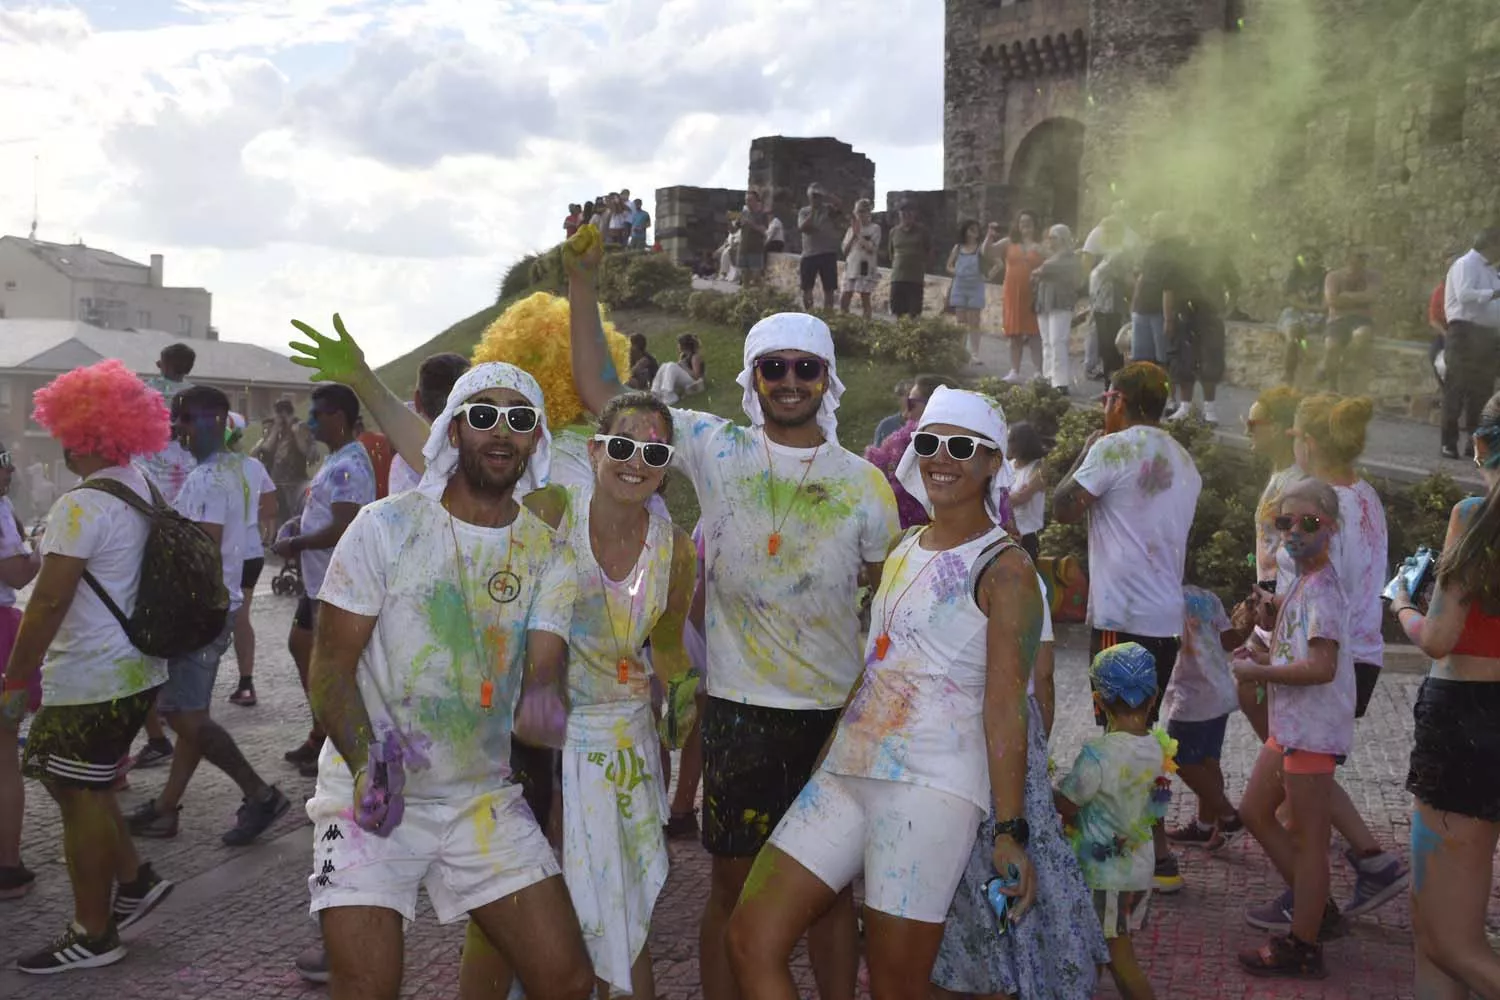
[269,515,305,597]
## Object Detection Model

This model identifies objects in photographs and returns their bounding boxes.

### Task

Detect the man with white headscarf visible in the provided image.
[566,242,901,1000]
[301,362,594,1000]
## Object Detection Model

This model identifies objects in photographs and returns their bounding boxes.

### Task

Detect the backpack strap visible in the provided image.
[69,477,163,640]
[969,533,1031,605]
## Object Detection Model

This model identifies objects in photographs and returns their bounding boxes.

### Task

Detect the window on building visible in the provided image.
[179,314,192,335]
[1345,101,1375,170]
[137,309,152,328]
[0,380,11,412]
[1430,66,1467,144]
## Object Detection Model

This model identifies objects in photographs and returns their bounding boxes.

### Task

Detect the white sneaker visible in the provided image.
[1203,402,1219,425]
[1166,403,1195,422]
[1002,370,1024,384]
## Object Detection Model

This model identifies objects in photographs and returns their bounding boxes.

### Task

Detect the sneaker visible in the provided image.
[1166,403,1196,422]
[1209,813,1245,853]
[1153,854,1184,894]
[132,738,174,769]
[1343,849,1410,918]
[1166,820,1217,848]
[127,800,180,839]
[222,786,291,846]
[227,682,257,708]
[284,741,320,767]
[298,759,320,779]
[1202,402,1220,425]
[16,921,127,975]
[0,864,36,899]
[1002,370,1024,385]
[664,811,700,841]
[112,862,174,930]
[1245,890,1346,940]
[295,946,330,984]
[1238,933,1327,980]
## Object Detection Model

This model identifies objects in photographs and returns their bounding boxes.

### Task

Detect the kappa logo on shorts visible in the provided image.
[314,860,335,888]
[487,570,522,604]
[321,825,343,843]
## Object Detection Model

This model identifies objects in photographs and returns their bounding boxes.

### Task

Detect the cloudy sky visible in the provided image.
[0,0,944,366]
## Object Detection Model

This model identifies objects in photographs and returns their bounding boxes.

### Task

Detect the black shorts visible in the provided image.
[1170,314,1226,384]
[294,596,318,631]
[1406,677,1500,821]
[241,557,265,591]
[799,252,838,294]
[22,688,160,790]
[510,739,557,830]
[1327,314,1373,347]
[1354,662,1380,719]
[1089,629,1180,727]
[701,697,840,857]
[890,280,925,318]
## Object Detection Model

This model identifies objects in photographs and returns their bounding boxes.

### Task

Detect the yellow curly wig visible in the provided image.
[469,291,632,430]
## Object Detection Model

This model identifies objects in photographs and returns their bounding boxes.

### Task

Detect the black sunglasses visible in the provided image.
[454,403,539,434]
[593,435,674,468]
[1274,513,1327,533]
[912,432,1000,462]
[755,357,826,383]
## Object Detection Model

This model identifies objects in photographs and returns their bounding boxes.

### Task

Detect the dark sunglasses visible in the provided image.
[593,434,674,468]
[1274,513,1327,533]
[454,403,539,434]
[912,432,1000,462]
[755,357,826,383]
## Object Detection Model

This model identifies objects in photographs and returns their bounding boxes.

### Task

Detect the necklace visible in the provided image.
[592,505,647,685]
[763,434,821,557]
[446,501,516,711]
[874,523,996,661]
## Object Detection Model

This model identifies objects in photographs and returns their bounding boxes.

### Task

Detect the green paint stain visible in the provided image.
[739,846,780,903]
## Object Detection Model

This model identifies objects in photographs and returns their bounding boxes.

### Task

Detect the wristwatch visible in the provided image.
[993,817,1030,848]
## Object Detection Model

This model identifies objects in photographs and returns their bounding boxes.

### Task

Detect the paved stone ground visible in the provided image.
[0,588,1472,999]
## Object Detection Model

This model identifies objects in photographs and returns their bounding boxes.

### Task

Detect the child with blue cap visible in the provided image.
[1054,642,1177,1000]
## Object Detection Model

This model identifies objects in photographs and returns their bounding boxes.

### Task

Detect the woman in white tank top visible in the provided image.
[727,387,1048,997]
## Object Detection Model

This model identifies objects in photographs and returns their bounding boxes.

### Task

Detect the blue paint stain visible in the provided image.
[1411,808,1439,893]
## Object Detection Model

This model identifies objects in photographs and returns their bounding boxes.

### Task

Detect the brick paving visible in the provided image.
[0,590,1467,999]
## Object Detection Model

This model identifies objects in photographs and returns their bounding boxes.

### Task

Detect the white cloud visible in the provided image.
[0,0,944,366]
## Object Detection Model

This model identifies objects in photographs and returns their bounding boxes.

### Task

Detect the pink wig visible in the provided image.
[32,359,171,465]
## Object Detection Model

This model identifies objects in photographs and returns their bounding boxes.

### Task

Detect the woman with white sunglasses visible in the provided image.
[728,386,1047,1000]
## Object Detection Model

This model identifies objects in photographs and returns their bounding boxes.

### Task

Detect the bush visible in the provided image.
[686,290,733,325]
[870,316,971,374]
[651,287,692,313]
[598,251,692,309]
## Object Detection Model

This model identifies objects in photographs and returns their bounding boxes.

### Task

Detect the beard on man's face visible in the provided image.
[757,386,823,429]
[457,436,527,497]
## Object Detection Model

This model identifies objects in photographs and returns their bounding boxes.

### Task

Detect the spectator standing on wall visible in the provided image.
[840,199,881,319]
[1082,216,1136,383]
[564,204,582,238]
[736,190,770,287]
[948,220,989,361]
[1319,248,1380,394]
[1279,247,1328,385]
[996,210,1046,385]
[797,183,845,312]
[629,199,651,250]
[1033,224,1082,393]
[1441,228,1500,460]
[888,201,931,318]
[1131,212,1187,368]
[610,194,634,249]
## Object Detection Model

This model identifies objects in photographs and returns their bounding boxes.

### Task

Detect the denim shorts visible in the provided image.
[158,624,234,714]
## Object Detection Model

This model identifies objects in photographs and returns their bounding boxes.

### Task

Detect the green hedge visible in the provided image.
[973,378,1469,612]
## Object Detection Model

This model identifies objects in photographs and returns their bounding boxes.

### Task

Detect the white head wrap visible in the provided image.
[736,312,845,444]
[416,362,551,499]
[895,385,1011,520]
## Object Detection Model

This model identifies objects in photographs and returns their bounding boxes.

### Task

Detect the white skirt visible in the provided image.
[562,701,669,994]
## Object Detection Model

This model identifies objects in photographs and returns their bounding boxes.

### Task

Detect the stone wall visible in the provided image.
[746,137,875,256]
[654,186,745,269]
[758,251,1439,418]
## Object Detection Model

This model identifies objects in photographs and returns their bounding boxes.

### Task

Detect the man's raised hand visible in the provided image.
[289,313,367,385]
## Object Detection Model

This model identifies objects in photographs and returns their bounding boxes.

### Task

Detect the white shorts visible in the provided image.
[307,782,560,924]
[768,769,982,923]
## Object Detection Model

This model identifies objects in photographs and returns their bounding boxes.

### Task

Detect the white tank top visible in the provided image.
[563,485,675,707]
[822,525,1017,811]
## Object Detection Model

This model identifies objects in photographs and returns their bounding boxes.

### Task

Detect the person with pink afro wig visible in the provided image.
[32,359,171,466]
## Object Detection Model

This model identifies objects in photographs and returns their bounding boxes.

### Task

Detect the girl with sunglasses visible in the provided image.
[728,387,1062,1000]
[1232,478,1353,979]
[1390,393,1500,1000]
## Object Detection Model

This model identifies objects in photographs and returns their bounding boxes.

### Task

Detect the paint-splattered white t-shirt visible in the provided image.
[1269,564,1354,756]
[1162,585,1236,723]
[173,451,251,614]
[314,491,577,800]
[39,466,166,706]
[1058,730,1173,891]
[241,456,275,559]
[299,441,377,598]
[670,409,901,710]
[0,498,27,607]
[1073,425,1201,638]
[823,526,1011,810]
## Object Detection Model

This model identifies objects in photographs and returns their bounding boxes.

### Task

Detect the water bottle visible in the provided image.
[982,864,1021,934]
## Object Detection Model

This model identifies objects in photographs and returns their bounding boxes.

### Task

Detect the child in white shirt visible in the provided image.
[1005,421,1047,562]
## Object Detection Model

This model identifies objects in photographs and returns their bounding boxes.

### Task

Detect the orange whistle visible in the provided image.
[874,634,891,660]
[767,532,781,557]
[479,680,494,709]
[617,658,631,684]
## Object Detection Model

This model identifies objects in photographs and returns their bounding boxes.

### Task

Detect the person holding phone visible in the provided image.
[840,199,881,320]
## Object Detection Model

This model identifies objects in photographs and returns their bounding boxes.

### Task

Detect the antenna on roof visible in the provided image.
[28,154,38,241]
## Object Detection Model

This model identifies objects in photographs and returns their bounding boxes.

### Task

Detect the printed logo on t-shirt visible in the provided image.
[488,571,522,604]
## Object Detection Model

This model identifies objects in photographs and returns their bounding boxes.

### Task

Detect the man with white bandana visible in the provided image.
[301,362,594,1000]
[566,235,901,1000]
